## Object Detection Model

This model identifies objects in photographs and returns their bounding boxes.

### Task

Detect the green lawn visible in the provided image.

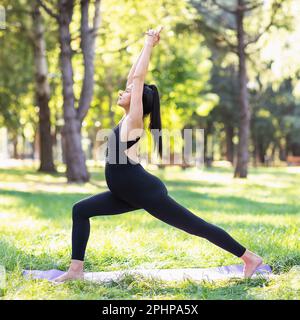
[0,163,299,300]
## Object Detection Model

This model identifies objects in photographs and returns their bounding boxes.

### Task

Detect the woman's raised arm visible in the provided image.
[126,46,145,89]
[126,29,161,88]
[128,28,163,124]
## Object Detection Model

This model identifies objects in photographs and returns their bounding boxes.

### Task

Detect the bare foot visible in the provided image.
[53,270,84,283]
[53,259,84,283]
[240,249,263,279]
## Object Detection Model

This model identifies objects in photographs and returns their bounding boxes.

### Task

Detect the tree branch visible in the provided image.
[37,0,59,20]
[211,0,237,14]
[244,44,263,56]
[194,16,238,54]
[97,37,142,54]
[91,0,101,37]
[77,0,102,122]
[216,33,238,54]
[244,1,282,48]
[243,1,263,12]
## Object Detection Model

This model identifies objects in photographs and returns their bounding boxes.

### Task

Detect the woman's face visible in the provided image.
[117,83,133,108]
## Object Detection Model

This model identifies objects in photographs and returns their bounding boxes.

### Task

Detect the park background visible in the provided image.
[0,0,299,299]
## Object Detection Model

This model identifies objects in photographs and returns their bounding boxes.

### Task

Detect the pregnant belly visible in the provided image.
[105,163,168,200]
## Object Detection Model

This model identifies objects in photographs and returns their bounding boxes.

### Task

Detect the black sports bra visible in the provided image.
[105,120,141,164]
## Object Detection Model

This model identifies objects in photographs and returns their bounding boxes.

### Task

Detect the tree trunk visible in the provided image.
[61,130,67,164]
[32,1,56,172]
[234,1,250,178]
[225,124,234,163]
[258,140,265,164]
[271,143,276,163]
[205,120,213,167]
[58,0,87,182]
[12,136,18,159]
[252,133,257,167]
[34,129,40,160]
[285,134,291,158]
[279,139,286,161]
[57,0,101,182]
[61,118,88,181]
[291,142,300,156]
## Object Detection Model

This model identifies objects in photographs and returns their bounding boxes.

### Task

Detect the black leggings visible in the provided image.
[71,177,247,261]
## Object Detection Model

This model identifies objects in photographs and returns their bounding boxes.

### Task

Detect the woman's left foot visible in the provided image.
[241,250,263,279]
[53,270,84,283]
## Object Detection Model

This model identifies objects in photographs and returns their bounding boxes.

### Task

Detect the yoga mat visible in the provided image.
[23,264,272,283]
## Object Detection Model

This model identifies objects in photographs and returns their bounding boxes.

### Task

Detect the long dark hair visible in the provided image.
[142,84,162,159]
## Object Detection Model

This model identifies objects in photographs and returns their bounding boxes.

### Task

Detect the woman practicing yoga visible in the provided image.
[54,27,263,282]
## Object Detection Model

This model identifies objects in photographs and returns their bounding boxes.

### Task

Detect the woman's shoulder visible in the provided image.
[120,116,144,140]
[124,115,143,128]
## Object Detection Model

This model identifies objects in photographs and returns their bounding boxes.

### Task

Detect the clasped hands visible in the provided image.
[144,26,163,47]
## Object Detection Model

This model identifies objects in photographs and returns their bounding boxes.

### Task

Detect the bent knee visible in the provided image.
[72,202,85,220]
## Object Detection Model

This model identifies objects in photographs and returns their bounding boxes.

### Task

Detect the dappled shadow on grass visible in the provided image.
[249,166,300,176]
[0,167,65,178]
[0,188,90,220]
[0,167,39,177]
[1,182,299,223]
[0,188,144,221]
[199,164,300,176]
[170,189,300,216]
[0,166,106,186]
[163,179,224,190]
[1,164,299,180]
[1,172,106,188]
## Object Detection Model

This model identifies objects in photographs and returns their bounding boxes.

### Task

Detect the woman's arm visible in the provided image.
[128,30,158,123]
[127,43,153,123]
[126,46,145,88]
[128,28,162,124]
[132,41,153,80]
[126,30,161,87]
[132,28,162,80]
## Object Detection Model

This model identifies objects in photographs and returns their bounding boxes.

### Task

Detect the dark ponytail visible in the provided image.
[148,84,162,159]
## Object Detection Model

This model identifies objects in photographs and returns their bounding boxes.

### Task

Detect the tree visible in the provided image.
[39,0,101,182]
[31,0,56,172]
[191,0,286,177]
[0,0,56,170]
[209,63,240,163]
[0,1,35,159]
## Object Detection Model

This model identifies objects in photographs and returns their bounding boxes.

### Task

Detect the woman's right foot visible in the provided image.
[240,249,263,279]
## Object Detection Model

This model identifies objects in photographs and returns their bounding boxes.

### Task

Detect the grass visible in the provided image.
[0,163,299,300]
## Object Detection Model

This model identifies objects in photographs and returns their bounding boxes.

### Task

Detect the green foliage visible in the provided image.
[1,0,300,165]
[0,1,35,133]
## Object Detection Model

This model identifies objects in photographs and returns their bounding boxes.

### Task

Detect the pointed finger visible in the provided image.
[157,26,164,34]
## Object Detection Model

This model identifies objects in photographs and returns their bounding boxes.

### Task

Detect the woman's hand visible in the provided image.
[144,26,163,47]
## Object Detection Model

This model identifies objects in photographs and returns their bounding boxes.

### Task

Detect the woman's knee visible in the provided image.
[72,201,86,220]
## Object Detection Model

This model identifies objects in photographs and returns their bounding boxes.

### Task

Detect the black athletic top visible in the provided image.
[105,120,141,165]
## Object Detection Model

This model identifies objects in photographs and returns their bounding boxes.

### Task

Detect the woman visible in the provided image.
[54,27,263,282]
